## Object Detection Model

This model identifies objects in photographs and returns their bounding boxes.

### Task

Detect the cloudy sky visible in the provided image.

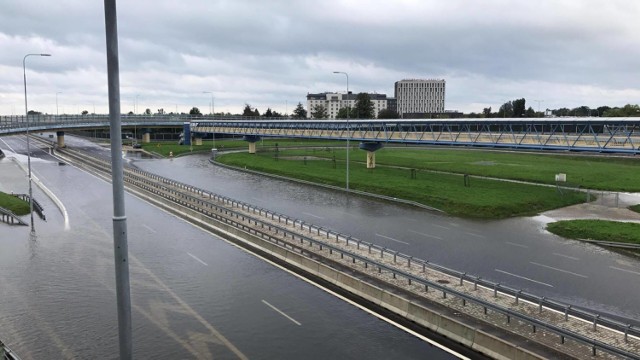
[1,0,639,116]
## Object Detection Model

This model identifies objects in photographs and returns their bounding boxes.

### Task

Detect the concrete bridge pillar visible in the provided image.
[358,142,384,169]
[182,122,191,146]
[56,131,65,148]
[193,136,203,146]
[142,129,151,143]
[243,135,261,154]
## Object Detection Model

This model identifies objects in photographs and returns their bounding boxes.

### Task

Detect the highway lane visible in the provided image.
[128,145,640,326]
[0,135,464,359]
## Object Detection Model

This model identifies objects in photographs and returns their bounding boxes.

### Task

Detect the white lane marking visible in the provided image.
[375,233,410,245]
[142,224,157,233]
[552,253,580,261]
[505,242,529,249]
[186,252,208,266]
[610,266,640,276]
[302,212,324,220]
[464,232,486,239]
[408,229,443,240]
[495,269,554,288]
[530,262,588,278]
[261,300,301,326]
[433,224,450,230]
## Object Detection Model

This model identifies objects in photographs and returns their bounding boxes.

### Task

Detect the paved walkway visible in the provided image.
[538,192,640,224]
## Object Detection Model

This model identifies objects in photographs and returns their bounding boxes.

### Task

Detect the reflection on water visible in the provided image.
[122,150,154,159]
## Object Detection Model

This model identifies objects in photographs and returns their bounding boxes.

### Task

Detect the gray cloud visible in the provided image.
[1,0,639,115]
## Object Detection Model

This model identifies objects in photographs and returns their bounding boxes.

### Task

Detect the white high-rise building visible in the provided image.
[394,79,445,118]
[306,92,388,119]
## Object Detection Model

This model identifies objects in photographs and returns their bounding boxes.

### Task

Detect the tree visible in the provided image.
[292,102,307,119]
[27,110,42,115]
[81,110,89,115]
[264,108,273,117]
[498,101,513,118]
[157,108,165,115]
[253,108,260,117]
[376,108,399,119]
[512,98,526,117]
[354,93,375,119]
[603,104,640,117]
[311,104,328,119]
[335,107,356,119]
[524,106,536,118]
[271,110,283,117]
[242,104,254,116]
[144,108,151,115]
[189,107,202,116]
[482,107,492,118]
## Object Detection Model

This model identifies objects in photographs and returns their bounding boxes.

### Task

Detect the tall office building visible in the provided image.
[394,79,445,118]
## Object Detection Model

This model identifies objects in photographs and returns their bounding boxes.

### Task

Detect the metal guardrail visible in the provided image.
[0,207,27,226]
[12,194,45,221]
[58,147,640,359]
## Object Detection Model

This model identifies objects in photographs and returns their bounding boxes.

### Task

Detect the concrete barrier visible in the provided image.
[438,314,476,348]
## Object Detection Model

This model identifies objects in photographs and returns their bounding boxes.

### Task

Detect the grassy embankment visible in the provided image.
[547,220,640,246]
[0,192,30,215]
[216,148,589,219]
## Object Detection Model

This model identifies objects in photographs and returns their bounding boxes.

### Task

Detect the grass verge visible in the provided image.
[216,151,586,219]
[0,192,30,216]
[547,220,640,245]
[629,204,640,214]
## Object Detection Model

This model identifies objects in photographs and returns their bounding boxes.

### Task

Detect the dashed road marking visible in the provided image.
[610,266,640,276]
[530,262,588,278]
[552,253,580,261]
[262,300,301,326]
[187,252,208,266]
[495,269,554,287]
[375,233,410,245]
[505,241,529,249]
[302,212,324,220]
[408,229,443,240]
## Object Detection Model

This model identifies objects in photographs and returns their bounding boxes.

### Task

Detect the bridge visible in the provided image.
[2,115,640,166]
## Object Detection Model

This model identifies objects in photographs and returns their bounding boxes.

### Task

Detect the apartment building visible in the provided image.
[306,92,388,119]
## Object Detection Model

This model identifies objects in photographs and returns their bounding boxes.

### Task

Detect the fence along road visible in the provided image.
[49,143,640,360]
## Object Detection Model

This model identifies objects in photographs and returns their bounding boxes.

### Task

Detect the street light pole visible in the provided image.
[23,53,51,234]
[333,71,349,191]
[203,91,214,115]
[56,91,62,116]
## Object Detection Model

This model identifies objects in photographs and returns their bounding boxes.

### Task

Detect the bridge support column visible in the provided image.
[56,131,65,148]
[142,130,151,143]
[182,122,191,146]
[243,135,261,154]
[194,136,203,146]
[358,142,384,169]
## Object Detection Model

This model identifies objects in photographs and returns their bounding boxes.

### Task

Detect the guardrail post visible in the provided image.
[380,248,384,258]
[474,277,479,290]
[462,298,466,306]
[442,290,446,299]
[625,324,630,342]
[494,283,499,297]
[422,262,426,273]
[459,273,465,286]
[592,315,600,331]
[539,297,545,313]
[560,335,565,344]
[393,251,397,263]
[506,314,510,324]
[564,305,571,321]
[407,256,412,268]
[515,290,521,305]
[356,240,361,249]
[532,325,536,333]
[592,345,596,356]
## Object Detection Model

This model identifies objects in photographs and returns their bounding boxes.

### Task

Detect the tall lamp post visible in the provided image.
[202,91,214,115]
[333,71,349,191]
[56,91,62,116]
[23,53,51,234]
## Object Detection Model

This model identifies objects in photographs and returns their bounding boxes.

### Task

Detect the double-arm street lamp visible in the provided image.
[23,53,51,233]
[333,71,350,191]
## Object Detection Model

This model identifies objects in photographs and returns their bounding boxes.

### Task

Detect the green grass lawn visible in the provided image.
[629,204,640,214]
[274,147,640,192]
[216,151,586,218]
[547,220,640,245]
[0,192,30,215]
